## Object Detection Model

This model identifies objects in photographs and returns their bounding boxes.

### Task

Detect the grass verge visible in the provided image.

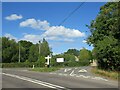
[30,67,61,72]
[91,67,119,80]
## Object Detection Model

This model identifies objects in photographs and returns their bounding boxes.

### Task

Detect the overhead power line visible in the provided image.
[58,2,85,26]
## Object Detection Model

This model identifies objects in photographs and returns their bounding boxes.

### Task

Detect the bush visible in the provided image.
[51,60,89,67]
[2,62,45,68]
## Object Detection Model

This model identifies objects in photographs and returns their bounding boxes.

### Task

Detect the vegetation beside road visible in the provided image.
[0,63,2,68]
[2,60,89,68]
[91,67,119,80]
[87,2,120,71]
[30,67,60,72]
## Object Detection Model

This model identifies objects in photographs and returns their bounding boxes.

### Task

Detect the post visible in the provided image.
[45,55,51,68]
[39,41,41,55]
[19,41,20,63]
[33,65,34,69]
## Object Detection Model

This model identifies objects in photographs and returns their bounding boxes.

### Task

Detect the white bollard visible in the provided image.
[33,65,34,69]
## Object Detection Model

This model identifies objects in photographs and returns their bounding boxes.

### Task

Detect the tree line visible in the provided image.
[2,37,51,63]
[87,2,120,71]
[1,36,92,67]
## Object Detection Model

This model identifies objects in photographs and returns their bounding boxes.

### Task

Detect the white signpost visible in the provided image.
[45,55,51,67]
[56,58,64,62]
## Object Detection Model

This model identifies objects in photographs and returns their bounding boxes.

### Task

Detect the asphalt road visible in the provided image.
[2,67,119,90]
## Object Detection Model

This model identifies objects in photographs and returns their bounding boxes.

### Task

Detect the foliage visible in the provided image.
[87,2,120,71]
[37,56,46,67]
[28,44,39,62]
[30,67,60,72]
[0,38,2,63]
[79,48,92,61]
[51,53,89,67]
[19,40,33,61]
[2,37,51,64]
[91,68,119,80]
[64,49,79,56]
[2,62,37,68]
[2,37,19,63]
[40,38,51,57]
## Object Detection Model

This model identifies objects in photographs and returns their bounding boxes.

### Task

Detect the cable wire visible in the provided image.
[58,2,85,26]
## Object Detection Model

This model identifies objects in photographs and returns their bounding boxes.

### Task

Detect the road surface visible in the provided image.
[1,67,119,90]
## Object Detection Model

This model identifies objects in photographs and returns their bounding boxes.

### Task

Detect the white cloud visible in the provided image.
[45,36,74,42]
[19,18,85,42]
[82,40,87,43]
[20,18,50,30]
[20,34,41,44]
[21,34,74,43]
[42,26,85,38]
[20,18,85,38]
[4,33,40,44]
[4,33,18,41]
[5,14,23,20]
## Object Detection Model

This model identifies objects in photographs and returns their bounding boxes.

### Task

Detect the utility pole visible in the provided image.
[19,41,20,63]
[39,40,41,55]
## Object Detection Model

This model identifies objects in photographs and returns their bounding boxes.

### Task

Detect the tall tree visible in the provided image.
[2,37,19,63]
[40,38,51,57]
[19,40,33,61]
[28,44,39,62]
[79,48,92,61]
[87,2,120,71]
[64,49,79,56]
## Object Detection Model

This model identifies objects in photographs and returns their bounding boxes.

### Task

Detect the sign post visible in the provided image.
[45,55,51,68]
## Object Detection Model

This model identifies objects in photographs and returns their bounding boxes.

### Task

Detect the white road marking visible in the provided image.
[64,68,72,72]
[58,73,63,76]
[76,75,90,79]
[78,69,87,73]
[50,72,108,82]
[91,77,108,81]
[2,73,68,89]
[62,74,68,76]
[69,70,76,76]
[49,72,57,74]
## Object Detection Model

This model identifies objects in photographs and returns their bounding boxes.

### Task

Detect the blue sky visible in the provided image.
[2,2,106,54]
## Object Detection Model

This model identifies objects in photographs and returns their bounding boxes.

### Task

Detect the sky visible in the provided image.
[2,2,106,54]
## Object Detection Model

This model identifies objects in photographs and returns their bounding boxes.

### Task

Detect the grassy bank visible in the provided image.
[0,63,2,68]
[30,67,61,72]
[91,67,119,80]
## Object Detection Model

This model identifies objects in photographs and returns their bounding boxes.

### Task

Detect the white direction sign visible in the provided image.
[45,55,51,65]
[56,58,64,62]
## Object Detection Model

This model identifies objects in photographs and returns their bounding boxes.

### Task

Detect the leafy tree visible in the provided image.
[0,37,2,62]
[40,38,51,57]
[2,37,19,63]
[19,40,33,61]
[28,44,39,62]
[87,2,120,71]
[37,56,46,67]
[64,49,79,56]
[79,48,92,61]
[63,54,76,62]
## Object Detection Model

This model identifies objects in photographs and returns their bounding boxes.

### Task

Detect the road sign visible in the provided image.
[56,58,64,62]
[45,55,51,65]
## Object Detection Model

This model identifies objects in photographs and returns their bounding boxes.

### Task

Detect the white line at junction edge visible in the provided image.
[2,73,70,90]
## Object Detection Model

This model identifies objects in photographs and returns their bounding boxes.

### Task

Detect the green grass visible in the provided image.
[91,67,119,80]
[30,67,61,72]
[0,63,2,68]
